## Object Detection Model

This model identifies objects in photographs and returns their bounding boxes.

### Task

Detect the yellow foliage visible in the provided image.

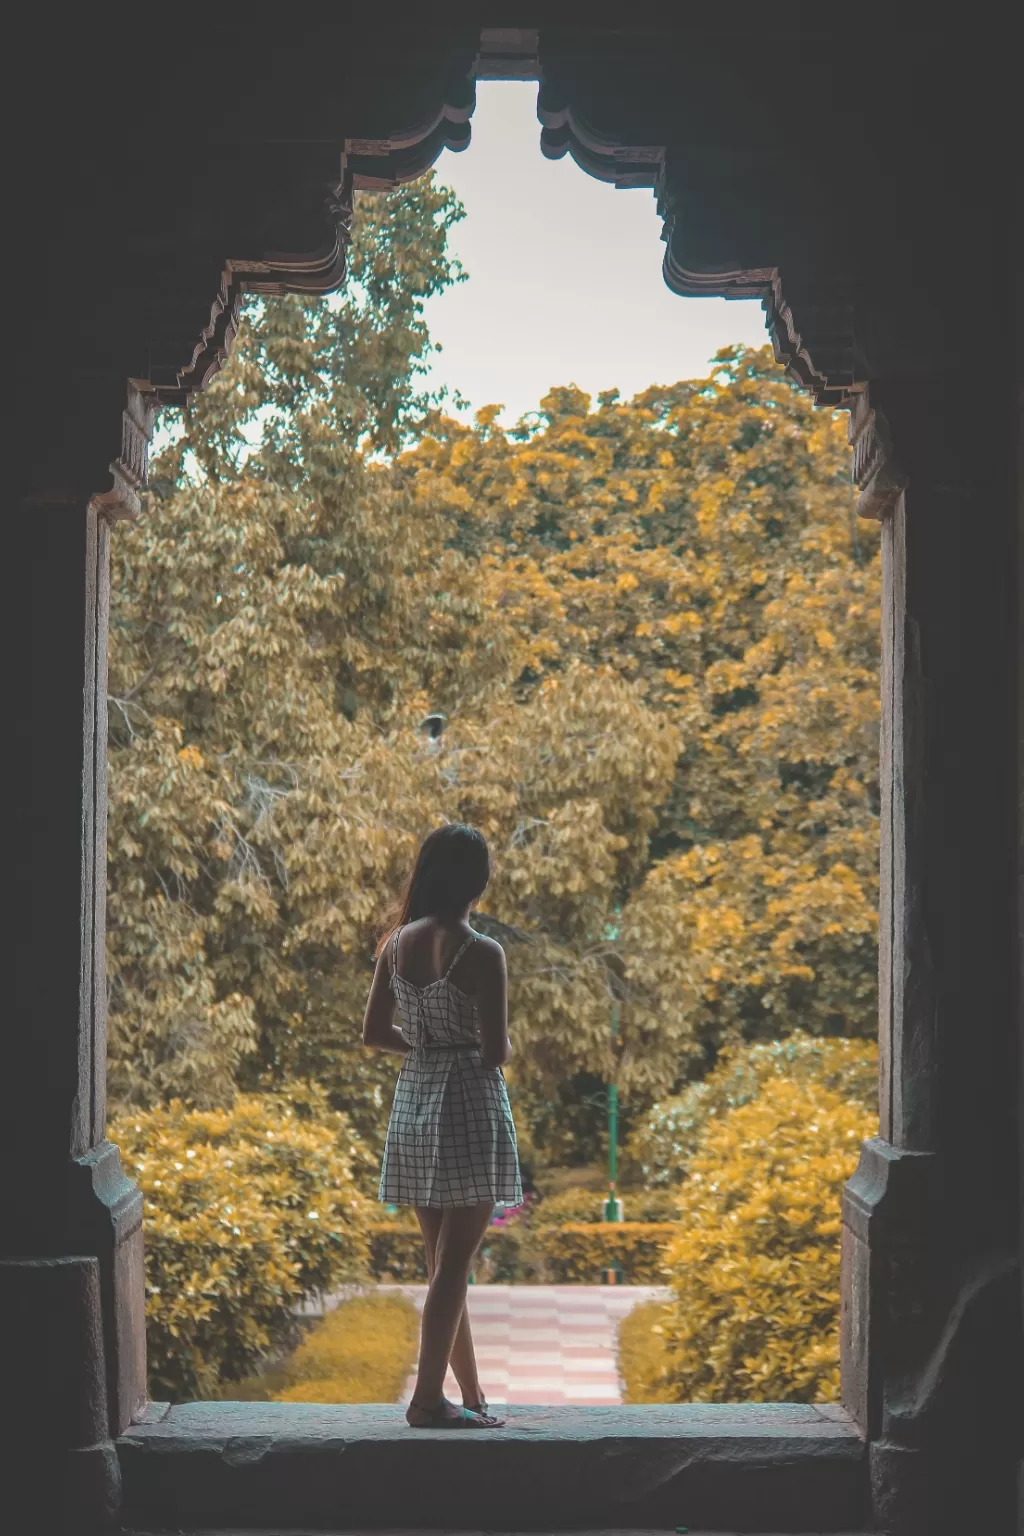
[623,1073,876,1404]
[109,207,878,1173]
[367,1211,429,1282]
[534,1222,677,1284]
[274,1293,419,1403]
[529,1186,680,1226]
[111,1090,375,1400]
[626,1032,877,1187]
[618,1298,677,1404]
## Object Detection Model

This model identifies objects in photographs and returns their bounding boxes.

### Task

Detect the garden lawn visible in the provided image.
[224,1291,420,1403]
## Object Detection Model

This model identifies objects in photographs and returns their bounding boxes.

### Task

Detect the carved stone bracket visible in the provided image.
[88,382,156,524]
[849,387,910,520]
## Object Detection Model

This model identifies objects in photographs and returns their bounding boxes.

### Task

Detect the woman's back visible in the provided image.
[392,916,478,992]
[390,919,480,1051]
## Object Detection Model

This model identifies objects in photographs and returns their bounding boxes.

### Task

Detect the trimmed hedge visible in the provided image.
[475,1225,528,1282]
[530,1187,680,1226]
[535,1222,677,1284]
[368,1217,428,1282]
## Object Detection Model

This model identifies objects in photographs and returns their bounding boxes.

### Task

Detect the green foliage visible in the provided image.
[626,1033,877,1187]
[623,1073,876,1403]
[111,1091,374,1400]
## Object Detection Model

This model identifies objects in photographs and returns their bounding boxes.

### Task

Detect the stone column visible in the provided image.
[2,380,150,1527]
[841,379,1021,1534]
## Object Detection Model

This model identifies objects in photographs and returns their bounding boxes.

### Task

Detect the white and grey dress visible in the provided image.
[378,928,522,1209]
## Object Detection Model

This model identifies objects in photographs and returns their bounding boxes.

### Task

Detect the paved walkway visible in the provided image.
[378,1283,670,1407]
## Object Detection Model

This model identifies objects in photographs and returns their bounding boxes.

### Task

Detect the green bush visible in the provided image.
[112,1090,374,1400]
[535,1222,677,1284]
[626,1034,877,1188]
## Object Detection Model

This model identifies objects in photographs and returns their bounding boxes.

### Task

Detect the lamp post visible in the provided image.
[603,914,623,1240]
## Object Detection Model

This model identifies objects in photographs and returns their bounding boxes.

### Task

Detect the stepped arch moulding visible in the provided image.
[105,24,870,527]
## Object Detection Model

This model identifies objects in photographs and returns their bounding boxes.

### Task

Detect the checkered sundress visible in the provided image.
[378,928,522,1210]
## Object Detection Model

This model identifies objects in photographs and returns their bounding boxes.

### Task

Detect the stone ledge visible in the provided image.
[118,1402,865,1532]
[120,1528,874,1536]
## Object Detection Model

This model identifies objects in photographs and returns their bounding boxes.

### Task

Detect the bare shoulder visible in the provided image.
[457,932,505,989]
[472,933,506,971]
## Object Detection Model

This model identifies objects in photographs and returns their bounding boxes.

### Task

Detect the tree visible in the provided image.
[398,354,880,1145]
[107,177,470,1141]
[110,178,878,1169]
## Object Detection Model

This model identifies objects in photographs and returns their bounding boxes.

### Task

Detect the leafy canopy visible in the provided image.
[108,174,879,1173]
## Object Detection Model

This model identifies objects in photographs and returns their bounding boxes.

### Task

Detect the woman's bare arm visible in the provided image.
[362,947,410,1054]
[475,937,511,1069]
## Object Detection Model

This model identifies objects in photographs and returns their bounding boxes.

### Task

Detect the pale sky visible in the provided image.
[420,82,770,427]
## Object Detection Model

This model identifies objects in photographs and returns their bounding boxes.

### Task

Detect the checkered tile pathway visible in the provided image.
[379,1282,671,1407]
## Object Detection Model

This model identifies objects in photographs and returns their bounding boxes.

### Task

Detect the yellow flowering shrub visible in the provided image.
[111,1090,375,1400]
[621,1074,875,1403]
[625,1033,877,1188]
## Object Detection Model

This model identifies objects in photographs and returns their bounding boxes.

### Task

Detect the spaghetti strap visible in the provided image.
[443,932,477,980]
[390,926,402,978]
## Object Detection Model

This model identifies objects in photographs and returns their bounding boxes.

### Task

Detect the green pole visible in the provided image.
[604,999,621,1223]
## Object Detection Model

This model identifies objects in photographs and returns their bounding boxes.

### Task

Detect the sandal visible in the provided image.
[405,1395,504,1429]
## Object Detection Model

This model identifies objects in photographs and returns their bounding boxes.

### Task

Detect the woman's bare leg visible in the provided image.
[414,1207,484,1407]
[409,1202,494,1413]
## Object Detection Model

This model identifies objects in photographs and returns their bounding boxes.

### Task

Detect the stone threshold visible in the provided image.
[120,1529,874,1536]
[118,1401,866,1533]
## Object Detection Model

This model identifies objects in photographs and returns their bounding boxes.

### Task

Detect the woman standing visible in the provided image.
[362,823,521,1428]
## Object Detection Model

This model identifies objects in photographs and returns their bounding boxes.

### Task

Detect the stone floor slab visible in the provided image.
[118,1401,866,1532]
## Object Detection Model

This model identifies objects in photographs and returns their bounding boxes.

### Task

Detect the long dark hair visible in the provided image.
[376,824,490,956]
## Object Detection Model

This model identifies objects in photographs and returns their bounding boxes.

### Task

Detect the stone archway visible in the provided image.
[7,16,1020,1535]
